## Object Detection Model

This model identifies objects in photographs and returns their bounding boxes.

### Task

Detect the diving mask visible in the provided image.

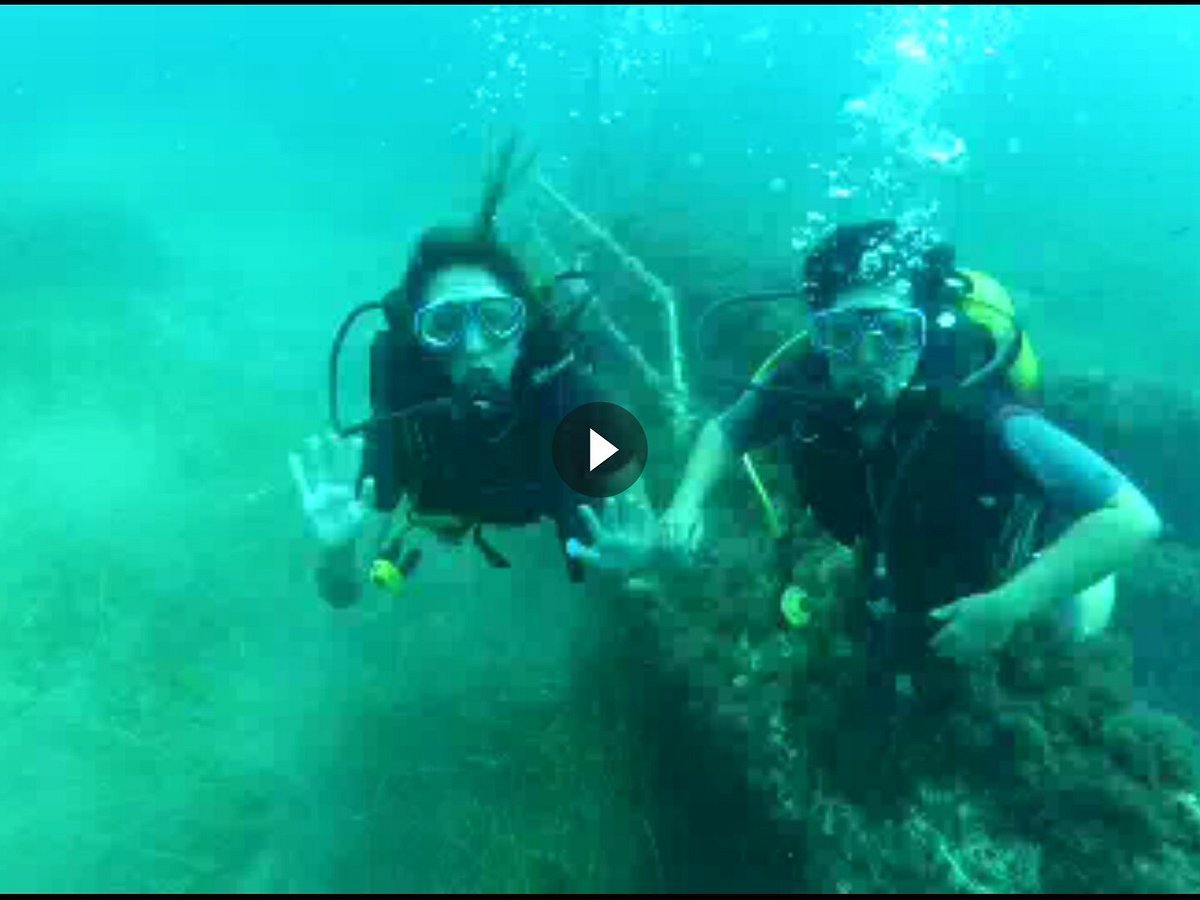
[811,305,926,360]
[414,293,527,351]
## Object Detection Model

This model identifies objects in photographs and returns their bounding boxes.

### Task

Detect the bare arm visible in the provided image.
[664,417,737,527]
[663,374,789,545]
[993,409,1163,615]
[1000,481,1161,618]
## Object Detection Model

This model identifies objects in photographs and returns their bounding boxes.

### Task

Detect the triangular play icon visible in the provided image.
[589,428,619,472]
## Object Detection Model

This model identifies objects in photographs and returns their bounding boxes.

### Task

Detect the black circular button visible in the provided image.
[552,402,649,498]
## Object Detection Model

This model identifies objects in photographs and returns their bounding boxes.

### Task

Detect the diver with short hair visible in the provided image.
[572,220,1162,680]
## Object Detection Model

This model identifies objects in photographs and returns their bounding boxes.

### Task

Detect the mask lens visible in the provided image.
[415,294,526,350]
[813,309,866,356]
[811,307,925,357]
[877,308,924,351]
[478,295,525,339]
[828,314,864,353]
[416,302,466,348]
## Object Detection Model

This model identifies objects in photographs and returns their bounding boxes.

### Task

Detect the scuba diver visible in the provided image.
[288,140,613,609]
[570,219,1162,678]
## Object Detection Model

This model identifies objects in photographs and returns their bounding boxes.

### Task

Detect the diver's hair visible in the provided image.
[803,220,956,311]
[386,134,540,330]
[476,134,537,237]
[397,228,536,318]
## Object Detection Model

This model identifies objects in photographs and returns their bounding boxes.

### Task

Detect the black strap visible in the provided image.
[471,523,513,569]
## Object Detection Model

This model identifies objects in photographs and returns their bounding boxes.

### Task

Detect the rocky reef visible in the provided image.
[599,371,1200,892]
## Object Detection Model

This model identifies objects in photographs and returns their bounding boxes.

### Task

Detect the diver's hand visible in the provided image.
[288,432,375,548]
[566,490,673,573]
[929,585,1035,663]
[659,500,705,559]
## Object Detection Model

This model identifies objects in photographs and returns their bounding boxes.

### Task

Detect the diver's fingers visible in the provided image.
[336,434,364,484]
[634,489,657,530]
[565,537,603,567]
[577,503,605,542]
[304,434,325,481]
[628,479,652,511]
[624,574,661,596]
[330,432,348,481]
[928,600,961,622]
[624,487,649,518]
[320,430,341,481]
[360,476,377,511]
[603,496,621,530]
[288,451,311,500]
[624,492,652,541]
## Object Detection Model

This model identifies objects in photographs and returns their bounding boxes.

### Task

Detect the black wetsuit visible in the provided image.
[359,349,606,584]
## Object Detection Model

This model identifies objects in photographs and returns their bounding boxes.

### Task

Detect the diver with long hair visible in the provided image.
[288,137,613,607]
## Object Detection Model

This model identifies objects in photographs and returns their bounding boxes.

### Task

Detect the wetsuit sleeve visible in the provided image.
[991,405,1130,518]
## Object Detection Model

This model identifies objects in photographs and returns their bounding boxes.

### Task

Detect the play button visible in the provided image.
[590,429,619,471]
[553,402,648,498]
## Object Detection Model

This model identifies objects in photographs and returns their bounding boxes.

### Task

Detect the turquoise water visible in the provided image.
[0,4,1197,891]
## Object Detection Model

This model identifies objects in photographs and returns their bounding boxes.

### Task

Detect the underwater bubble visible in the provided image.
[913,129,967,168]
[868,167,894,190]
[844,97,872,116]
[768,177,788,194]
[686,152,704,168]
[1007,136,1022,154]
[739,25,772,44]
[829,186,856,200]
[895,34,929,62]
